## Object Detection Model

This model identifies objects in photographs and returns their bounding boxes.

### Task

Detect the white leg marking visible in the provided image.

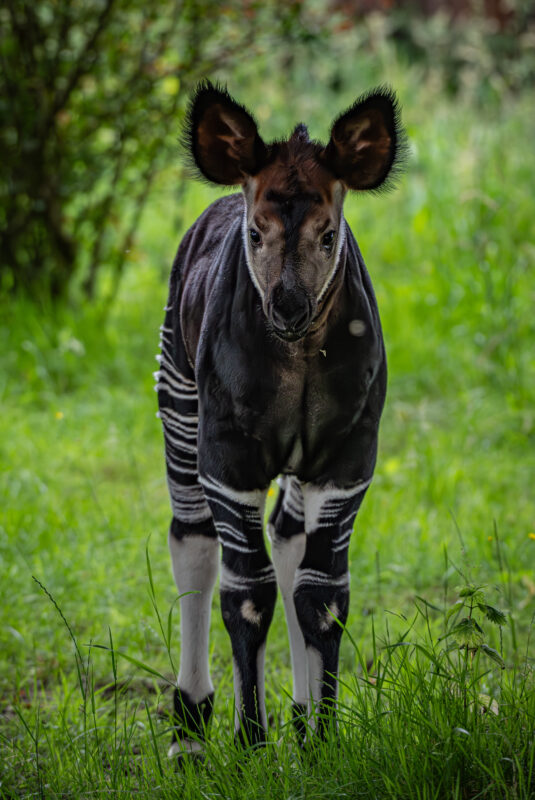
[271,531,308,706]
[220,563,276,592]
[167,739,204,758]
[307,646,324,720]
[301,480,372,533]
[278,474,305,522]
[241,598,263,626]
[294,568,349,591]
[232,656,242,731]
[318,601,339,633]
[169,533,219,703]
[200,474,267,510]
[231,647,268,733]
[256,641,267,729]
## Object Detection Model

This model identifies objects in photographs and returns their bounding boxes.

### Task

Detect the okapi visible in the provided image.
[156,81,405,757]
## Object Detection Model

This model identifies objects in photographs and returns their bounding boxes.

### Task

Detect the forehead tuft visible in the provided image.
[290,123,310,144]
[254,136,334,203]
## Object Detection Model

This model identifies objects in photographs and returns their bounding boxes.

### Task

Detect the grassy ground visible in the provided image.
[1,71,534,798]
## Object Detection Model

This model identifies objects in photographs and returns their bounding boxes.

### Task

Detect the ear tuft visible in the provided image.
[323,85,408,192]
[181,80,268,186]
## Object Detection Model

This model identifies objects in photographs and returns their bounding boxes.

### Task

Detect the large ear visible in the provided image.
[323,87,406,191]
[183,81,268,185]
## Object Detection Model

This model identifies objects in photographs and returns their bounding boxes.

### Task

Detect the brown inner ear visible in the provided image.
[331,108,393,190]
[196,103,259,185]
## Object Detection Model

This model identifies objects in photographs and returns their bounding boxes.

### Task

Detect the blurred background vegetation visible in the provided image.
[1,0,534,301]
[1,1,535,795]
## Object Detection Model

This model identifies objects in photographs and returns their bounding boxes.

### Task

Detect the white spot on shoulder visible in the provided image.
[349,319,366,336]
[241,599,263,626]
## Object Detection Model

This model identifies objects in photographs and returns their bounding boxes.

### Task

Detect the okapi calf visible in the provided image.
[156,81,405,756]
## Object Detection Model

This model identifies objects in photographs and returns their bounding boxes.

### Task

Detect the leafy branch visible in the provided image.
[440,583,506,669]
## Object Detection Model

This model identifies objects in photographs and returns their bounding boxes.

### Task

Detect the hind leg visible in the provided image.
[168,520,218,756]
[156,315,219,757]
[268,476,308,736]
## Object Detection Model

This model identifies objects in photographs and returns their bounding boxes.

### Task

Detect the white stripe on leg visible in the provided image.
[270,528,308,706]
[169,532,219,703]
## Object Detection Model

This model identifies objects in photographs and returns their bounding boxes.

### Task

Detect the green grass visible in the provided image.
[1,67,535,798]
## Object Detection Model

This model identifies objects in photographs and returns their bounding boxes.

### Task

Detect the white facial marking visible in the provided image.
[316,182,347,304]
[241,180,265,301]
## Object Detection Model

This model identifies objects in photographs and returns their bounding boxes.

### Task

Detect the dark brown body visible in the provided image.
[173,193,385,488]
[159,82,405,756]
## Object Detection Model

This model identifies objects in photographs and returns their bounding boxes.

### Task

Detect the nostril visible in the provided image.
[268,285,312,336]
[270,306,285,330]
[291,306,310,332]
[270,301,310,334]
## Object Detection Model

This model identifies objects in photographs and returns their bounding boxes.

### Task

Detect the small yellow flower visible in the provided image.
[487,536,493,542]
[55,411,64,420]
[384,457,400,476]
[529,533,535,541]
[267,487,276,498]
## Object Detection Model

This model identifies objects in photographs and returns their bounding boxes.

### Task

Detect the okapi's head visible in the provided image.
[184,81,405,342]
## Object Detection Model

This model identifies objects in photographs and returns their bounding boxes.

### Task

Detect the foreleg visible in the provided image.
[295,480,372,736]
[201,475,277,746]
[268,475,308,734]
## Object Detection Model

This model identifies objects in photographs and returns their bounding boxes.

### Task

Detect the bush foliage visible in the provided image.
[0,0,305,300]
[2,1,535,301]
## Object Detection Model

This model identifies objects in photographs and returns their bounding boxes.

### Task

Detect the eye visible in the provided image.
[321,230,335,252]
[249,229,262,247]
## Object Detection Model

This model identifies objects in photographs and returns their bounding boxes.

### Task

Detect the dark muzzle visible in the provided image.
[268,286,312,342]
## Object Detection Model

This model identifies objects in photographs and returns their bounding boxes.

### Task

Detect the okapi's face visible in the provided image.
[185,82,404,341]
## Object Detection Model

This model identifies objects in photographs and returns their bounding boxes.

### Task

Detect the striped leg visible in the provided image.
[201,475,277,746]
[156,313,219,758]
[267,476,308,736]
[168,529,218,757]
[295,479,372,736]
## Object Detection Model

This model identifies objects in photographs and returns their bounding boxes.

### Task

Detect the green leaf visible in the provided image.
[415,595,443,613]
[90,645,173,686]
[451,617,484,648]
[446,599,464,622]
[477,603,506,626]
[458,585,477,597]
[458,584,484,598]
[480,644,505,668]
[145,537,155,601]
